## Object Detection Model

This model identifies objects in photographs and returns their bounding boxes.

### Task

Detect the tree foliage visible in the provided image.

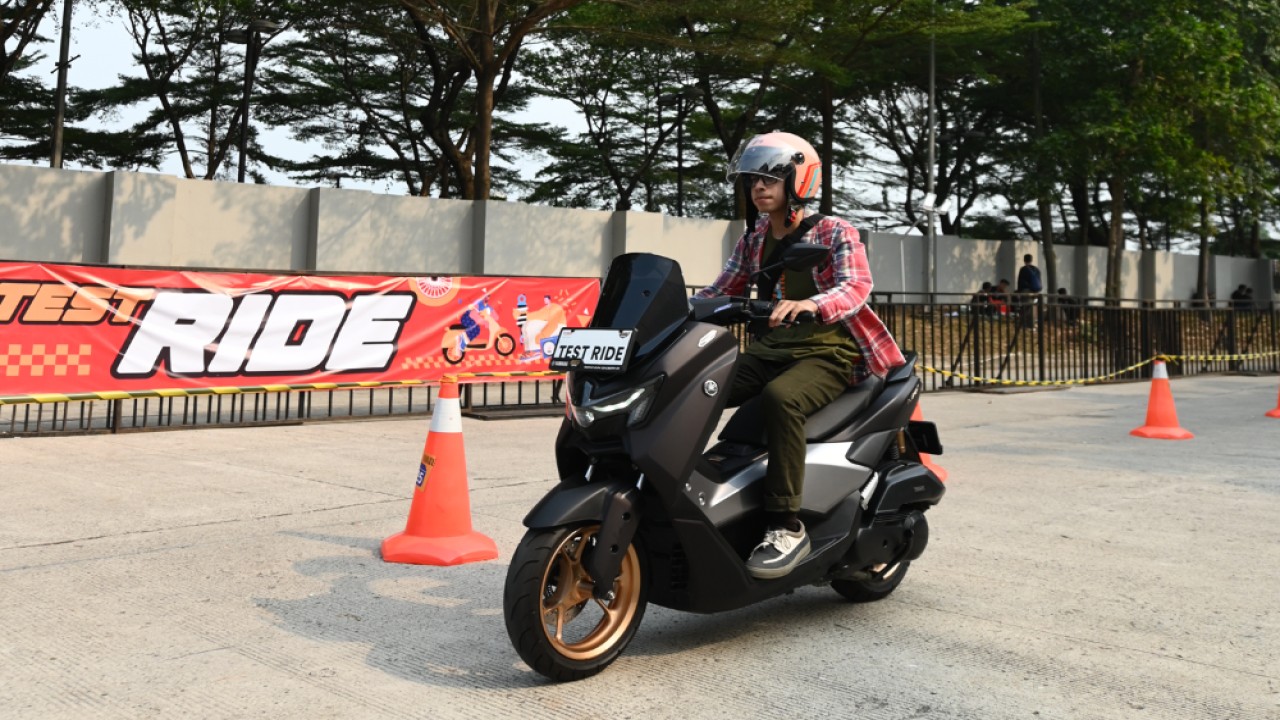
[3,0,1280,298]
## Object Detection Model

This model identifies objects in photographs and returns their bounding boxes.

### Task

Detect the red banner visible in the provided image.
[0,262,600,402]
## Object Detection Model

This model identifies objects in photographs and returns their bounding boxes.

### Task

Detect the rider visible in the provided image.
[695,131,905,579]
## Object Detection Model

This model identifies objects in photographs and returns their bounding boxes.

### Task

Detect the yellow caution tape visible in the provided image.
[924,350,1280,387]
[443,371,564,383]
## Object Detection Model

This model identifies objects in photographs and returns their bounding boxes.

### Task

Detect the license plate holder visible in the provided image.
[548,328,635,372]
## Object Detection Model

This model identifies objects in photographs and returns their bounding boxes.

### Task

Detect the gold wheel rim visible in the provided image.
[538,526,641,661]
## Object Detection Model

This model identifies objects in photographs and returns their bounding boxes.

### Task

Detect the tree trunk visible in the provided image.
[472,4,497,200]
[1069,176,1092,246]
[1105,175,1125,300]
[1196,197,1211,304]
[471,84,493,196]
[819,78,834,215]
[1030,25,1056,295]
[1039,199,1057,295]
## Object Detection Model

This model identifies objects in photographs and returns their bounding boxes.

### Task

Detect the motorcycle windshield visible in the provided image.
[591,253,689,361]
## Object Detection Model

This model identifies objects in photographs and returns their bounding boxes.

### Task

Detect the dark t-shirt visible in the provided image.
[1017,265,1042,293]
[746,233,861,368]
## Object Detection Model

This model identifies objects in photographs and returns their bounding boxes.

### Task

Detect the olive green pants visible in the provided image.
[727,353,854,514]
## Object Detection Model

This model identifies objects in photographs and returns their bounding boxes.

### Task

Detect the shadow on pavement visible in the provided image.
[256,530,890,688]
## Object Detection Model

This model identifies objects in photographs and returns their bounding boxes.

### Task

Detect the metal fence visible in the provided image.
[6,293,1278,437]
[872,293,1280,391]
[1,378,565,438]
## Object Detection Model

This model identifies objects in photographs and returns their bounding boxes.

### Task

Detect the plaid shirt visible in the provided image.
[695,215,905,379]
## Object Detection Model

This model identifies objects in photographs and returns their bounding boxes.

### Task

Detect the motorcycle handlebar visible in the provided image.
[690,296,817,327]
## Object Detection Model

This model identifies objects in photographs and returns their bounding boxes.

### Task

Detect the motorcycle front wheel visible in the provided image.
[503,524,647,682]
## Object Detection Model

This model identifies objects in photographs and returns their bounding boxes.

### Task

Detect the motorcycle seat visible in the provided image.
[718,372,887,445]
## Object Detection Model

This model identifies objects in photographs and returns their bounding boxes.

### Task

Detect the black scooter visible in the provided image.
[502,247,946,682]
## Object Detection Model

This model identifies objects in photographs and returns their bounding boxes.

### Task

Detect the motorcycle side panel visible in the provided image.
[647,494,863,614]
[824,375,920,444]
[845,430,898,469]
[701,442,872,525]
[627,322,739,504]
[871,462,946,514]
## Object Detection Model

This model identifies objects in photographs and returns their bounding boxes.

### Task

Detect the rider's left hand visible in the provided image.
[769,299,819,327]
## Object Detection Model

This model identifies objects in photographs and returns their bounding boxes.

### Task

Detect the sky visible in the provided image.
[18,2,579,197]
[12,2,1038,242]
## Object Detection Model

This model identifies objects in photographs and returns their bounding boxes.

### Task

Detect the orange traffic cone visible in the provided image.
[1130,360,1193,440]
[910,404,948,482]
[1267,382,1280,418]
[381,378,498,565]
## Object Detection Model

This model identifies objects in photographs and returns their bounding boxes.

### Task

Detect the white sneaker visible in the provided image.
[746,523,811,579]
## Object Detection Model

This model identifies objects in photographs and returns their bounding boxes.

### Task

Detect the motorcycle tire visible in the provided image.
[495,333,516,357]
[443,344,465,365]
[503,524,647,682]
[831,561,910,602]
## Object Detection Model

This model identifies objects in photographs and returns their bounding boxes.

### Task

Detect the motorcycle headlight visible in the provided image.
[567,377,662,429]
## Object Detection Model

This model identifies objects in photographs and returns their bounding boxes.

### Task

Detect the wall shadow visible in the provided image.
[255,530,536,689]
[0,164,110,262]
[259,529,917,691]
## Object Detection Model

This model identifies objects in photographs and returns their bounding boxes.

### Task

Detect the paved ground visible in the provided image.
[2,374,1279,719]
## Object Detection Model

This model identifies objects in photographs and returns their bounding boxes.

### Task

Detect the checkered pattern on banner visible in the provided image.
[1,344,93,378]
[400,350,551,373]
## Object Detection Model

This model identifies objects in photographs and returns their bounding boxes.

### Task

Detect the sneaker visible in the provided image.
[745,523,811,579]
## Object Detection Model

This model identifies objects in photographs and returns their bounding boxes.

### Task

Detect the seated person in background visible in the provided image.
[1055,287,1080,325]
[990,279,1011,316]
[969,281,994,314]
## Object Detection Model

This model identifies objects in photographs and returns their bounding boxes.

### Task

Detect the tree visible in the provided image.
[1,0,55,86]
[520,35,692,211]
[1,0,56,160]
[392,0,591,200]
[1024,0,1280,299]
[74,0,272,179]
[258,1,458,195]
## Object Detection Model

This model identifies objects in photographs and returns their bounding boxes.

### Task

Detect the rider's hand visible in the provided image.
[769,299,819,327]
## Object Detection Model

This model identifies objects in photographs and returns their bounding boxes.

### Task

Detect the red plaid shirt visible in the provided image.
[695,215,905,378]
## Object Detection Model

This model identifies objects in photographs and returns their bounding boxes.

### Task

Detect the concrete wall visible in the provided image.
[1172,253,1201,301]
[483,201,613,278]
[1,164,1275,303]
[935,234,999,295]
[0,164,109,263]
[313,190,474,274]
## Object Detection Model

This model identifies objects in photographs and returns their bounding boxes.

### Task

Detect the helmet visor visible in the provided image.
[725,143,802,183]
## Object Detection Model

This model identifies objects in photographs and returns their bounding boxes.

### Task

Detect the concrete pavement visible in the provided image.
[2,375,1279,719]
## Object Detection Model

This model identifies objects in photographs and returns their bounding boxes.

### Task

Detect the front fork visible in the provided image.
[582,485,642,601]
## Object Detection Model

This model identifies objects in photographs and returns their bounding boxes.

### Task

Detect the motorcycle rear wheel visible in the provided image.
[442,342,465,365]
[503,524,647,682]
[831,561,910,602]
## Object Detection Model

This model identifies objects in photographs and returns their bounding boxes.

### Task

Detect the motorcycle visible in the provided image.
[442,300,516,365]
[502,246,946,682]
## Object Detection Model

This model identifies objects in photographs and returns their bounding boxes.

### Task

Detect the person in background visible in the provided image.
[1055,287,1079,326]
[1016,254,1043,328]
[991,279,1011,316]
[970,281,994,316]
[1231,284,1252,312]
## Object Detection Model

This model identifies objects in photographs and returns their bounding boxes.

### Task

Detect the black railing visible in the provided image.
[873,293,1280,390]
[1,378,565,437]
[7,293,1277,437]
[689,286,1280,390]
